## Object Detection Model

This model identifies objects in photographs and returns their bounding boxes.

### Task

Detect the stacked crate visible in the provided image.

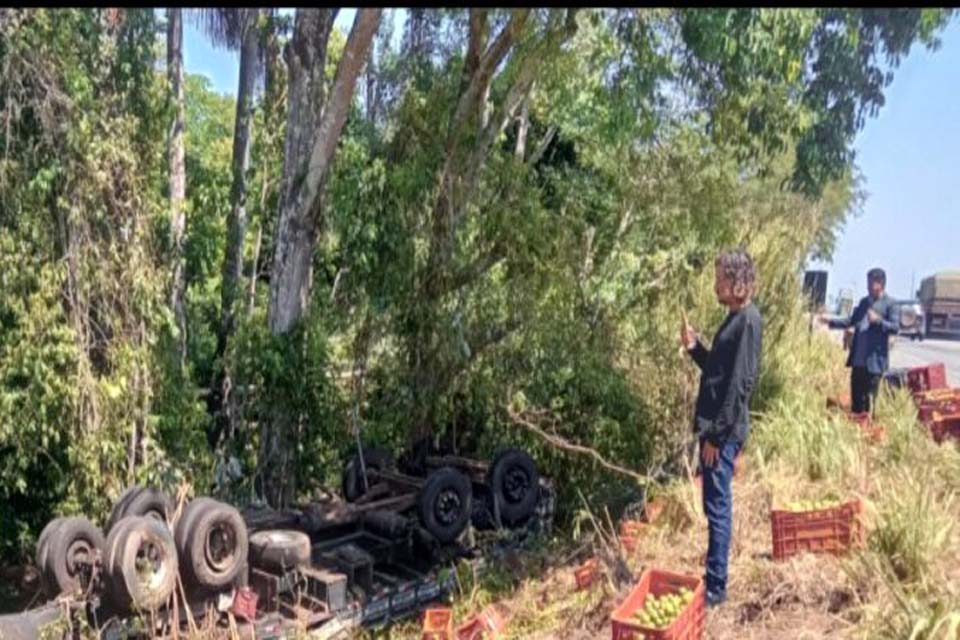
[908,364,960,443]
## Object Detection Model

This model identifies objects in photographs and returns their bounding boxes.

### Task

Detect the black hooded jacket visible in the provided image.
[687,303,763,447]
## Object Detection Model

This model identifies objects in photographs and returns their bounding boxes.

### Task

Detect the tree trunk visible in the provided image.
[515,90,530,159]
[247,13,284,321]
[218,13,260,354]
[268,8,382,336]
[167,8,187,369]
[260,8,381,507]
[209,11,261,450]
[247,221,262,318]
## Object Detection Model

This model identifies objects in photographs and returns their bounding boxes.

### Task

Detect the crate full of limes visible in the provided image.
[610,568,705,639]
[770,496,864,561]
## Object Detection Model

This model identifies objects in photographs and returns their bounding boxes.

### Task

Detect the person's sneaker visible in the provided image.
[705,590,727,608]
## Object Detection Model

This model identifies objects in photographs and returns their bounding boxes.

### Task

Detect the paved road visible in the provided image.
[890,337,960,387]
[813,317,960,386]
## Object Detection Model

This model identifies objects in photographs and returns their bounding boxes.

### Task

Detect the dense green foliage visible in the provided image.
[0,8,953,560]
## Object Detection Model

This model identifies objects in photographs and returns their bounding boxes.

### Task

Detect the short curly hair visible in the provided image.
[715,248,757,301]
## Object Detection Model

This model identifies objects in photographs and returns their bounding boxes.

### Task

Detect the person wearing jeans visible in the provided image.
[821,268,899,415]
[681,249,763,608]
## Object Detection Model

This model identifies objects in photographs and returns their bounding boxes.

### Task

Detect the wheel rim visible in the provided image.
[503,466,531,504]
[65,539,94,587]
[434,488,463,526]
[135,537,168,591]
[145,509,166,523]
[205,522,237,574]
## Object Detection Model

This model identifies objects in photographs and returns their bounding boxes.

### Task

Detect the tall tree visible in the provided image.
[407,9,580,441]
[267,9,382,335]
[198,9,264,447]
[167,8,187,369]
[260,8,381,506]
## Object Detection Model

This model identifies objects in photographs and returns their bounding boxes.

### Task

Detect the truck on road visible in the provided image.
[918,271,960,339]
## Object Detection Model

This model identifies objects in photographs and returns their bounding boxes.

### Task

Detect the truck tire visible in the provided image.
[417,467,471,544]
[35,517,67,580]
[342,448,395,502]
[177,500,248,589]
[104,516,178,612]
[173,497,218,550]
[107,485,145,534]
[41,517,104,598]
[487,448,539,527]
[248,530,311,573]
[120,488,173,526]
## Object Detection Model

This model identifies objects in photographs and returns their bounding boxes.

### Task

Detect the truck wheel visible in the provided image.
[487,449,539,527]
[176,500,248,589]
[417,467,471,544]
[35,517,67,581]
[41,517,104,598]
[104,516,178,612]
[120,488,173,526]
[342,448,395,502]
[107,485,144,534]
[173,497,218,548]
[249,530,311,573]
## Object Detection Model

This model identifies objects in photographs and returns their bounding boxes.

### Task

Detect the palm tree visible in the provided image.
[195,8,266,448]
[167,8,187,369]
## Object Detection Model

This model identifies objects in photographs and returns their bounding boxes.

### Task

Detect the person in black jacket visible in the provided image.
[681,249,763,608]
[820,268,899,414]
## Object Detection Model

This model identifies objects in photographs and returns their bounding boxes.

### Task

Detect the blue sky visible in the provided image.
[183,9,371,96]
[808,17,960,303]
[183,11,959,304]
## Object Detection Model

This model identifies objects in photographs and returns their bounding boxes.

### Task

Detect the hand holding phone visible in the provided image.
[680,309,697,351]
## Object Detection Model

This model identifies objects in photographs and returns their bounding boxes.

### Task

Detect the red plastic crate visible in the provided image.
[770,498,864,561]
[231,586,258,622]
[456,616,486,640]
[916,389,960,424]
[929,412,960,444]
[914,387,960,404]
[906,363,948,394]
[456,604,508,640]
[610,568,705,640]
[423,608,455,640]
[574,557,600,591]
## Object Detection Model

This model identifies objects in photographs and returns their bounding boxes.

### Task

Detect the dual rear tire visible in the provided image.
[35,517,104,599]
[37,487,249,613]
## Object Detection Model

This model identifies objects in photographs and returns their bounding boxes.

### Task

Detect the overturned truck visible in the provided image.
[4,446,548,638]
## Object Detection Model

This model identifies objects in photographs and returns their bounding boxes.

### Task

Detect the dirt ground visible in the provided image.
[416,458,874,640]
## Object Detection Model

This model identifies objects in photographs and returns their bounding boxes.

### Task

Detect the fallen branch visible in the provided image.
[506,403,652,486]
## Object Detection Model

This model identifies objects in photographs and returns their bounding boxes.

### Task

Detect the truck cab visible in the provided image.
[894,299,926,341]
[918,271,960,339]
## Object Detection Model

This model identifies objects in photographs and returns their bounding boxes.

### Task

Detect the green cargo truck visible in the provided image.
[918,271,960,338]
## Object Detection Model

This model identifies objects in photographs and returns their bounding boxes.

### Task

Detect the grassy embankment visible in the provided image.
[380,318,960,639]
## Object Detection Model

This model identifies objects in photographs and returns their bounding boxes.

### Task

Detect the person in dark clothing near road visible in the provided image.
[821,268,899,415]
[680,248,763,608]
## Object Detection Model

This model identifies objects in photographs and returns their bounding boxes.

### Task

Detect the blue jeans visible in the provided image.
[699,439,741,598]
